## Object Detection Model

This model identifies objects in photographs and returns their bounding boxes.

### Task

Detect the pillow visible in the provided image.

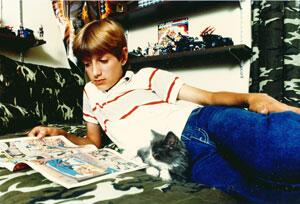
[0,102,39,135]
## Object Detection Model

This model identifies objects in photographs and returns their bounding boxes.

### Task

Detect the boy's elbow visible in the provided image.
[199,92,213,105]
[95,142,101,148]
[85,136,101,148]
[92,140,101,148]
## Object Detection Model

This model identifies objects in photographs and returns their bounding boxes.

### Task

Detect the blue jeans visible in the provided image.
[181,106,300,203]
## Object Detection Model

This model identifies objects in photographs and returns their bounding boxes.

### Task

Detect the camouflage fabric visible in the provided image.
[250,1,300,107]
[0,126,237,204]
[0,102,38,135]
[0,169,237,204]
[0,55,85,134]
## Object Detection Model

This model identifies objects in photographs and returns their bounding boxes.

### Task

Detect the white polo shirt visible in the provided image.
[83,68,198,157]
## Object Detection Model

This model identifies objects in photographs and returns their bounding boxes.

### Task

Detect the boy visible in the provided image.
[29,19,300,203]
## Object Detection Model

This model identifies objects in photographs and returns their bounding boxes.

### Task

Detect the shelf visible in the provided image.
[111,1,240,28]
[128,44,252,71]
[0,33,46,52]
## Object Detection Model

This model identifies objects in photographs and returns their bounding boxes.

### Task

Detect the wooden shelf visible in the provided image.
[111,1,240,28]
[128,44,252,71]
[0,33,46,52]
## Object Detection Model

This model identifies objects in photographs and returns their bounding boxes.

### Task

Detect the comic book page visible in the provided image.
[0,136,147,188]
[0,136,97,171]
[158,17,188,48]
[0,140,28,171]
[28,148,147,189]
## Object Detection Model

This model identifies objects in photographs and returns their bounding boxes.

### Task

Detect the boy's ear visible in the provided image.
[121,47,128,66]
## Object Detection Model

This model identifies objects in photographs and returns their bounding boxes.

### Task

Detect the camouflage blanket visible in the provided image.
[0,168,236,204]
[0,125,237,204]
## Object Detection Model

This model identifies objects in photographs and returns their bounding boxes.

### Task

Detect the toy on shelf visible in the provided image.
[200,26,233,48]
[17,26,35,41]
[38,25,44,40]
[129,47,144,58]
[138,0,164,8]
[166,32,205,53]
[0,26,15,37]
[129,26,234,59]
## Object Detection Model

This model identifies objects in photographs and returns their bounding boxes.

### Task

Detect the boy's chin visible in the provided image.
[95,85,111,92]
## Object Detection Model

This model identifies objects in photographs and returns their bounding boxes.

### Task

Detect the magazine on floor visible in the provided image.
[0,136,147,188]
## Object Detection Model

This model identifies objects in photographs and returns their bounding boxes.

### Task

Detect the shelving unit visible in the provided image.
[0,32,46,52]
[111,1,240,28]
[128,44,252,71]
[110,1,252,78]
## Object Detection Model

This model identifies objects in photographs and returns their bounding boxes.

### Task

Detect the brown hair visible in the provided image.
[73,19,127,61]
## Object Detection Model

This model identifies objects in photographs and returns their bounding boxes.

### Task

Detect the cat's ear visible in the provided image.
[150,129,165,141]
[164,132,179,149]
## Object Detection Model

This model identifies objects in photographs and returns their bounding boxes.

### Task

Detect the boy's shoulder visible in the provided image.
[84,81,94,89]
[135,67,160,76]
[84,81,99,94]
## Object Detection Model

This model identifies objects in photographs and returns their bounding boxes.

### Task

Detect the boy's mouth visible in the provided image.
[94,79,105,85]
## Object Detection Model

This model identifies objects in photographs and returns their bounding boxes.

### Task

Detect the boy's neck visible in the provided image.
[105,70,127,92]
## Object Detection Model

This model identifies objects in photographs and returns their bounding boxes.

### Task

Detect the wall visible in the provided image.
[0,0,70,68]
[128,1,251,93]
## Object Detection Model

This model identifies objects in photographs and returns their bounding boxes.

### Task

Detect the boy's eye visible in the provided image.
[84,63,90,67]
[99,59,108,63]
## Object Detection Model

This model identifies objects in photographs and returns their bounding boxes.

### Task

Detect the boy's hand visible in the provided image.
[28,126,66,139]
[247,93,300,114]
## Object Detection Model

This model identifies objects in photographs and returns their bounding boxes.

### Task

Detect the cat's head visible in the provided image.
[137,130,182,162]
[150,130,185,163]
[137,130,189,181]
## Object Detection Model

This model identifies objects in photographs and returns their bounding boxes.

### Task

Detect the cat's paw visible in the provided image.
[146,166,160,177]
[160,169,172,181]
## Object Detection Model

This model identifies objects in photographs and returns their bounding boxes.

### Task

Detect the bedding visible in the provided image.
[0,126,237,204]
[0,55,237,203]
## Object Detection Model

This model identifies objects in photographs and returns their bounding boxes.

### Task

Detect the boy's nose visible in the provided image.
[92,63,101,77]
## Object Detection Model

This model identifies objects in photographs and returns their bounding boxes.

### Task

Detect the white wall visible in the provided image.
[0,0,70,68]
[128,1,251,93]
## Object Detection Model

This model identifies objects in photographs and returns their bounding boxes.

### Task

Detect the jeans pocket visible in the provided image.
[182,127,215,146]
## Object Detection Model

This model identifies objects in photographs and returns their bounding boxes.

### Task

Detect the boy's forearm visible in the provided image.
[59,130,99,147]
[65,133,95,145]
[179,84,300,114]
[178,84,251,107]
[210,91,251,107]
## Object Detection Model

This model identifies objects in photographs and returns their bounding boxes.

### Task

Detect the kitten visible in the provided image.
[137,131,189,181]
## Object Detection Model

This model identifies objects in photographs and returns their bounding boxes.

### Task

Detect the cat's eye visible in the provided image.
[153,153,160,160]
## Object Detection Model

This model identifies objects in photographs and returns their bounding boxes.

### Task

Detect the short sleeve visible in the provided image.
[141,68,184,104]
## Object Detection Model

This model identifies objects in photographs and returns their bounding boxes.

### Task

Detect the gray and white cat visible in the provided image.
[137,131,189,181]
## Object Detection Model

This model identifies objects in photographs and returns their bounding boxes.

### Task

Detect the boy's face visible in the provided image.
[82,50,127,91]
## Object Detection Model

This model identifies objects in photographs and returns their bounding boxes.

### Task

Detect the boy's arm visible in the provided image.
[28,122,102,148]
[65,122,102,148]
[178,84,300,114]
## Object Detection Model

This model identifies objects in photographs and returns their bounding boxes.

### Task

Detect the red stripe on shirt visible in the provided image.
[101,89,135,107]
[120,100,165,120]
[148,68,159,89]
[93,102,103,111]
[103,119,110,132]
[83,112,97,120]
[166,77,179,103]
[92,89,136,111]
[83,89,90,100]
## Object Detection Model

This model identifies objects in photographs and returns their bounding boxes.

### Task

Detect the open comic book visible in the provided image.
[0,136,147,188]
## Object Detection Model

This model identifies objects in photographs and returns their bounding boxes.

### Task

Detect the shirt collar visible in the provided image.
[106,70,134,93]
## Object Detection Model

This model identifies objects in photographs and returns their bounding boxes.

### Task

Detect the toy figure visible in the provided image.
[38,25,44,40]
[200,26,234,48]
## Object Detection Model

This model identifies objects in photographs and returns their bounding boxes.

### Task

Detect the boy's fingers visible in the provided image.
[27,128,37,137]
[36,129,47,139]
[27,126,46,138]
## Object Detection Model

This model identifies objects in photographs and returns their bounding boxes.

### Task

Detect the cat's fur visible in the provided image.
[137,131,189,181]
